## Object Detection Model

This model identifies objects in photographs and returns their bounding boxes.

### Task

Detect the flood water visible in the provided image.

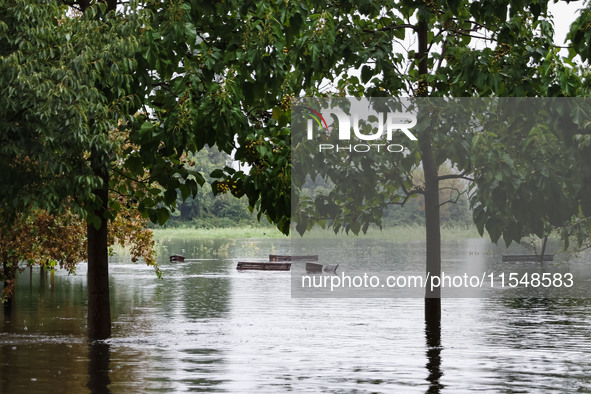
[1,236,591,393]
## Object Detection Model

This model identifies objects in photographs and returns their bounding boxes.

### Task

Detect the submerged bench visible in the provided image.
[236,255,321,271]
[170,255,185,263]
[236,262,291,271]
[306,262,323,273]
[305,263,339,274]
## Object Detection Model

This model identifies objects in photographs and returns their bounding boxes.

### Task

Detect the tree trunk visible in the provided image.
[422,142,441,299]
[72,0,115,341]
[417,19,441,299]
[417,18,442,319]
[3,261,14,317]
[2,261,9,298]
[87,169,111,340]
[539,236,548,263]
[3,260,16,304]
[39,264,46,296]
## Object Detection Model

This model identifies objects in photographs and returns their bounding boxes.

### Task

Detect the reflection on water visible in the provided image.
[425,299,443,394]
[1,237,591,393]
[87,342,111,393]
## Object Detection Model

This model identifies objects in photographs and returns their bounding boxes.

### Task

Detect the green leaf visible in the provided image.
[361,65,373,84]
[164,188,177,205]
[156,208,170,226]
[210,169,225,178]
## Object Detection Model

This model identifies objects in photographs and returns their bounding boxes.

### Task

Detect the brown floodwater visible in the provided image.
[1,237,590,393]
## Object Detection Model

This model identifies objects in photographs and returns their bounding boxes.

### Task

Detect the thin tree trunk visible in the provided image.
[3,261,14,317]
[87,169,111,340]
[417,17,442,322]
[39,264,46,297]
[422,142,441,299]
[2,261,9,299]
[539,235,548,263]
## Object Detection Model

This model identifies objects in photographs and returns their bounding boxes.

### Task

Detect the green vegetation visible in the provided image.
[161,147,274,229]
[1,0,299,339]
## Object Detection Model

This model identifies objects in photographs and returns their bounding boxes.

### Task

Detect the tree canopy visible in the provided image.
[287,0,591,305]
[290,0,590,240]
[0,0,333,338]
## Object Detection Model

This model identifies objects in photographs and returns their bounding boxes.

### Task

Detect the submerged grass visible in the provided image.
[152,225,484,242]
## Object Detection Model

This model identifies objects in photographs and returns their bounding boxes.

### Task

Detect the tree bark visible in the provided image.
[417,18,442,318]
[422,142,441,299]
[539,235,548,263]
[2,260,17,304]
[3,261,14,317]
[87,169,111,340]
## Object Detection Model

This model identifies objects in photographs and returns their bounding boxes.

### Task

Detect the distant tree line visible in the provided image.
[161,147,272,229]
[301,163,473,229]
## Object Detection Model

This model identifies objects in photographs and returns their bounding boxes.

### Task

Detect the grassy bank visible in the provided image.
[152,226,287,240]
[152,225,485,242]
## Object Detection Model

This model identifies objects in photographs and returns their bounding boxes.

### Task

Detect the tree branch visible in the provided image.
[108,188,135,199]
[152,82,179,99]
[363,24,417,34]
[386,187,423,207]
[439,187,467,207]
[434,38,448,75]
[449,28,496,42]
[438,171,474,182]
[112,168,154,185]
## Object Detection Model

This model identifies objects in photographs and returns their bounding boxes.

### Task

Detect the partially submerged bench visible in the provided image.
[236,262,292,271]
[235,255,336,272]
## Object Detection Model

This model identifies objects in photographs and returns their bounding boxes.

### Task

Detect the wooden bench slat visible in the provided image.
[237,262,291,271]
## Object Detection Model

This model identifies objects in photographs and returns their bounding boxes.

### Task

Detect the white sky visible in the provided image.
[550,0,583,47]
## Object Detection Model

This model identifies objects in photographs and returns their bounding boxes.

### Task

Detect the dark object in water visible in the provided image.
[170,255,185,263]
[502,254,553,262]
[237,262,291,271]
[305,263,339,274]
[323,264,339,273]
[269,255,318,262]
[306,263,323,273]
